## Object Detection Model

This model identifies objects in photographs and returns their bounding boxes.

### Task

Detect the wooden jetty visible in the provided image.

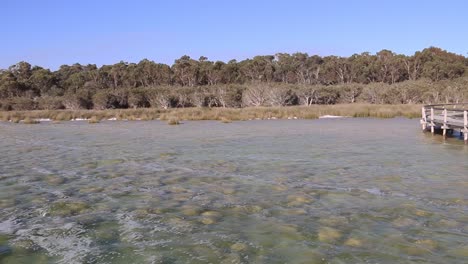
[421,103,468,141]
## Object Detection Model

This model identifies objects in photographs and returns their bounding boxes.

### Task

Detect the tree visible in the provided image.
[213,85,244,108]
[338,84,363,103]
[172,56,199,86]
[147,87,173,109]
[29,68,56,95]
[0,72,22,98]
[296,85,319,106]
[266,85,297,106]
[1,46,468,111]
[240,56,275,82]
[242,83,269,106]
[9,61,32,83]
[128,88,149,108]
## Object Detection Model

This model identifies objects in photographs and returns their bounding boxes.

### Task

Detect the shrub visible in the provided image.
[9,97,37,110]
[128,89,150,108]
[62,89,93,110]
[93,90,119,110]
[37,96,65,110]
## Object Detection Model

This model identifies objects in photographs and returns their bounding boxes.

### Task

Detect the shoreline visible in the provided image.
[5,115,351,123]
[0,104,421,124]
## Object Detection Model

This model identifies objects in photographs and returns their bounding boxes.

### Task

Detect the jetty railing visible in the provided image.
[421,103,468,141]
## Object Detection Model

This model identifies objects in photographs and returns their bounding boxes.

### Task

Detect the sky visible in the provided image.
[2,0,468,70]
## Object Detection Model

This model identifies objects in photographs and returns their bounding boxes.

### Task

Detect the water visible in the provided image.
[0,118,467,264]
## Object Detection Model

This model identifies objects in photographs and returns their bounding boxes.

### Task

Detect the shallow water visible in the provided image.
[0,118,467,264]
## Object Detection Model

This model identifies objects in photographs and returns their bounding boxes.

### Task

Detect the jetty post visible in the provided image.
[422,103,468,142]
[430,107,435,134]
[442,108,448,137]
[464,110,468,142]
[421,106,427,130]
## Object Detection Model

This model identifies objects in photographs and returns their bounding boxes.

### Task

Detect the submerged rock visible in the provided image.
[12,238,42,252]
[49,200,90,216]
[171,192,192,202]
[415,239,438,250]
[79,186,104,194]
[180,205,202,216]
[230,242,247,252]
[344,238,363,247]
[222,188,237,195]
[133,208,151,219]
[447,245,468,257]
[287,194,313,206]
[44,175,65,185]
[434,219,460,228]
[159,152,177,159]
[272,185,288,191]
[245,205,263,214]
[401,244,431,256]
[92,221,120,243]
[266,244,326,264]
[167,217,193,231]
[201,211,222,218]
[220,253,241,264]
[200,211,222,225]
[287,208,308,215]
[392,217,419,228]
[30,197,47,205]
[97,159,125,167]
[201,218,217,225]
[318,216,349,227]
[191,245,221,263]
[317,227,342,243]
[413,209,431,217]
[0,199,16,209]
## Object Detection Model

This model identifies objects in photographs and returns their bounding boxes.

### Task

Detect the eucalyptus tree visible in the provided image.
[240,56,275,82]
[172,55,199,86]
[29,67,56,96]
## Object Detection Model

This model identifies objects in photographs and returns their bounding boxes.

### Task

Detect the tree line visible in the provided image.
[1,46,467,111]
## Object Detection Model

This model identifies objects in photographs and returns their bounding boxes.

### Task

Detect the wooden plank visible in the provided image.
[429,117,465,127]
[423,104,468,141]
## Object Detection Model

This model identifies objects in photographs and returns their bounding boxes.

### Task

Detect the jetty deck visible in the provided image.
[421,103,468,141]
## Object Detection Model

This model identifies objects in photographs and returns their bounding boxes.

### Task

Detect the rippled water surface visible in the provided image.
[0,118,467,263]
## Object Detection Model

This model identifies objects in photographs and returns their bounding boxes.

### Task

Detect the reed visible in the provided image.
[0,104,422,124]
[167,118,180,125]
[220,117,232,123]
[23,117,40,124]
[88,116,101,124]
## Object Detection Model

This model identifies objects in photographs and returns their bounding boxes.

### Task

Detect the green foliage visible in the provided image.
[8,97,37,111]
[0,47,467,112]
[128,88,150,108]
[92,90,122,110]
[37,96,64,110]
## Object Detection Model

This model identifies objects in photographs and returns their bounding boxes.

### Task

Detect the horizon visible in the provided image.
[2,0,468,70]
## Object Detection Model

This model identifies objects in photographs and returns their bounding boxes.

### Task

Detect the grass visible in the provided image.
[0,104,422,124]
[167,118,180,125]
[22,117,40,124]
[88,116,101,124]
[220,117,232,123]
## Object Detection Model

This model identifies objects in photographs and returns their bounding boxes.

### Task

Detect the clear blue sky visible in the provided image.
[2,0,467,70]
